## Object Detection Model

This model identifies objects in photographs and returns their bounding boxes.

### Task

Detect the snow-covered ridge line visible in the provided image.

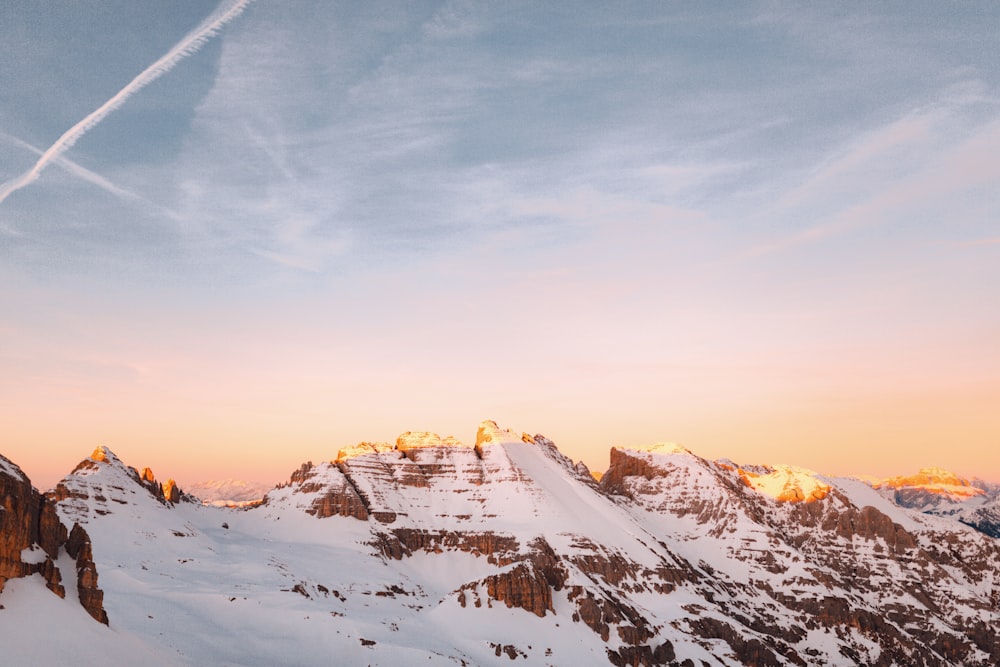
[610,442,830,503]
[3,419,1000,666]
[333,419,542,463]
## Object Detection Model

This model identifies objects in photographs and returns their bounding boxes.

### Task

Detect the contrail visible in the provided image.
[1,132,143,202]
[0,0,254,206]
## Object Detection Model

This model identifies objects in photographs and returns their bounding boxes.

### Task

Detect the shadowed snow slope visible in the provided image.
[1,422,998,666]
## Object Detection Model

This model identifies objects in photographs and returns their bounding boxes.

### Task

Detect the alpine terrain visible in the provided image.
[1,421,998,666]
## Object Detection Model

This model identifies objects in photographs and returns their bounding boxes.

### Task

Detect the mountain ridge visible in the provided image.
[1,420,998,666]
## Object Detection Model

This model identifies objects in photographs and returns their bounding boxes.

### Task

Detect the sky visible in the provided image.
[1,1,998,491]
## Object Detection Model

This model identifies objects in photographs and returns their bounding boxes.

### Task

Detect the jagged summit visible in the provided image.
[88,445,125,468]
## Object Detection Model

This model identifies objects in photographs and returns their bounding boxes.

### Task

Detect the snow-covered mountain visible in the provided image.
[873,467,988,511]
[1,421,998,666]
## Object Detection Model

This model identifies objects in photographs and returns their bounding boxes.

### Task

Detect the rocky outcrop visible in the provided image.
[601,445,680,497]
[485,561,556,617]
[65,523,109,624]
[0,453,108,624]
[137,465,187,505]
[269,461,369,520]
[371,528,520,562]
[446,536,568,618]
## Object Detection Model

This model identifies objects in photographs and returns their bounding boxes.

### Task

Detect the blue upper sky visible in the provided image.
[2,1,999,486]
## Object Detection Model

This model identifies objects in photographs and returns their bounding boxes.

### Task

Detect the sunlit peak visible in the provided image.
[739,464,830,503]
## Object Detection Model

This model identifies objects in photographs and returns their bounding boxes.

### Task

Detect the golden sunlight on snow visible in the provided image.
[734,464,830,503]
[335,441,395,463]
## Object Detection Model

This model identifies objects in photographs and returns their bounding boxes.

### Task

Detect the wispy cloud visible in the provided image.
[0,0,253,206]
[741,90,1000,258]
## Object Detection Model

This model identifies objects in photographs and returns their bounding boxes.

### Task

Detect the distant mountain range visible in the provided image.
[870,466,1000,539]
[2,420,998,666]
[182,479,275,506]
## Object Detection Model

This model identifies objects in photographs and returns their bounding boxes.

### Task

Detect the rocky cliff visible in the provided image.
[0,453,108,624]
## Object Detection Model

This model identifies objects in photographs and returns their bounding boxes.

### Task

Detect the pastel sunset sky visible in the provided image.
[2,1,998,491]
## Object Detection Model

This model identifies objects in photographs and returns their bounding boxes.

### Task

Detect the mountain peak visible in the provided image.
[474,419,522,448]
[875,468,984,492]
[89,445,124,467]
[871,467,987,509]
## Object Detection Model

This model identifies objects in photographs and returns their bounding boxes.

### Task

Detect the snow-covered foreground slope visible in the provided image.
[2,421,999,666]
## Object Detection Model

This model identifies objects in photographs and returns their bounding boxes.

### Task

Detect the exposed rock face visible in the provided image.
[0,453,108,624]
[65,523,109,624]
[162,479,180,504]
[267,461,369,520]
[485,561,555,617]
[136,465,188,505]
[0,455,38,590]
